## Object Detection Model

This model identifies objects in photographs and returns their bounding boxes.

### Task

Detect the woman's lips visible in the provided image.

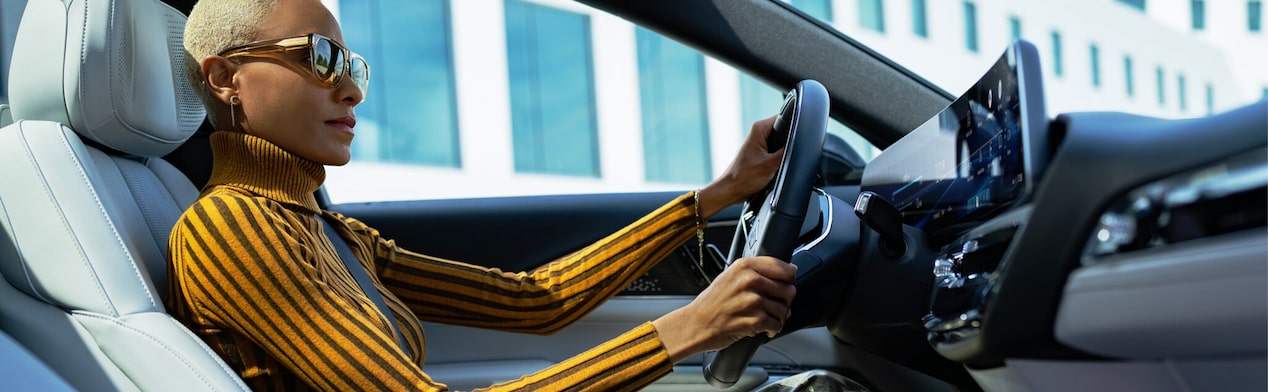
[327,117,356,135]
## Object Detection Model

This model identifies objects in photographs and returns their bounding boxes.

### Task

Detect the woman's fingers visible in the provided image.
[723,257,797,337]
[655,255,799,356]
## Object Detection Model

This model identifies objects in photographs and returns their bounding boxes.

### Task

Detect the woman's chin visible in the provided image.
[324,152,353,166]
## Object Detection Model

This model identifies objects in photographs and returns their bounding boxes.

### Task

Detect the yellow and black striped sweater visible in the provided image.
[167,131,700,391]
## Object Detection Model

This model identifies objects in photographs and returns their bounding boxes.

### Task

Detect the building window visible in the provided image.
[1178,73,1188,112]
[740,75,786,137]
[860,0,886,32]
[913,0,929,37]
[1192,0,1206,30]
[1051,31,1063,77]
[1124,56,1135,97]
[1156,66,1166,106]
[340,0,460,167]
[636,28,712,184]
[505,0,599,177]
[1251,0,1263,32]
[740,75,875,162]
[1205,83,1214,115]
[1117,0,1147,11]
[1009,16,1022,41]
[792,0,834,23]
[964,2,979,52]
[1090,44,1101,87]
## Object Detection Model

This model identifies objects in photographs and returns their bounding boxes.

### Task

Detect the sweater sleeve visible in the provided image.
[168,194,448,391]
[332,192,700,391]
[340,192,700,334]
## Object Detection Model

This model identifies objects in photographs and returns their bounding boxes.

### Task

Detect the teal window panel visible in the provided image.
[340,0,461,167]
[636,28,712,184]
[505,0,600,177]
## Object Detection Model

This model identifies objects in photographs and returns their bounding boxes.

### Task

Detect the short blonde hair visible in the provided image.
[183,0,278,128]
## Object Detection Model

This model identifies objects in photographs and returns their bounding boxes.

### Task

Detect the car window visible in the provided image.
[0,1,26,104]
[322,0,878,204]
[785,0,1267,119]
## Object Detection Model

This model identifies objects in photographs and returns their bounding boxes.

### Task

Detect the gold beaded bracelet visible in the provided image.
[694,189,704,269]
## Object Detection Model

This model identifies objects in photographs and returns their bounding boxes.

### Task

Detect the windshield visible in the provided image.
[788,0,1267,118]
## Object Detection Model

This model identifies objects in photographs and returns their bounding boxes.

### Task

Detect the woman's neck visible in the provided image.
[205,131,326,214]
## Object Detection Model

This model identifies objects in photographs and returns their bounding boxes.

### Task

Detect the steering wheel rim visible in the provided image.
[704,79,829,388]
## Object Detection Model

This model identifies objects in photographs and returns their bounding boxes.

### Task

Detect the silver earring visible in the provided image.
[228,95,241,129]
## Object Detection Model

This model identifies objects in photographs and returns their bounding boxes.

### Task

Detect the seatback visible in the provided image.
[0,328,75,391]
[0,0,248,390]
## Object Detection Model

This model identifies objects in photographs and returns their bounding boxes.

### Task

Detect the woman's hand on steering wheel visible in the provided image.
[651,256,797,363]
[696,116,784,219]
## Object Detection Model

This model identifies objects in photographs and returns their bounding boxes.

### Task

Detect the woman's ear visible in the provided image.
[201,55,238,104]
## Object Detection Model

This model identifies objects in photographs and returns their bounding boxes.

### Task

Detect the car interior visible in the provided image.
[1,0,1264,391]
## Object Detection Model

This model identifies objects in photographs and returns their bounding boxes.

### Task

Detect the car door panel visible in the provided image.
[420,298,843,391]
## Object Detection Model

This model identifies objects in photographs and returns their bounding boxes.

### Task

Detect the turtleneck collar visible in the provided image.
[206,131,325,214]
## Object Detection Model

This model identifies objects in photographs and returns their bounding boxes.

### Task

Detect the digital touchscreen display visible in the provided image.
[861,41,1046,234]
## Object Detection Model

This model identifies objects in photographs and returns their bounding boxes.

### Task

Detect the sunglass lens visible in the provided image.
[311,37,343,86]
[350,56,369,96]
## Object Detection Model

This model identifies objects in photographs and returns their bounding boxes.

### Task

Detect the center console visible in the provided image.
[857,40,1049,364]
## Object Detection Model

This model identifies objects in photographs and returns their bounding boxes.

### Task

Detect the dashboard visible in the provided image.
[826,38,1267,391]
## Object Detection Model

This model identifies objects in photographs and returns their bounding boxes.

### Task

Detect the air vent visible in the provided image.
[1083,148,1267,262]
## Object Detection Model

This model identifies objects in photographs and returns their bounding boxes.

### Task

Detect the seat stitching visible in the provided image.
[14,125,109,310]
[51,126,159,311]
[171,315,252,390]
[73,311,241,391]
[76,0,92,131]
[0,179,51,305]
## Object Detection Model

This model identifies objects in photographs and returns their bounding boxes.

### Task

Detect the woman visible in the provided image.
[169,0,797,390]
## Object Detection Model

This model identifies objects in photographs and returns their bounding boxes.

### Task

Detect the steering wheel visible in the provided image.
[704,79,829,388]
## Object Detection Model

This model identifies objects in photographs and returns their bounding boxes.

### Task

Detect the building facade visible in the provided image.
[1,0,1263,203]
[318,0,1266,203]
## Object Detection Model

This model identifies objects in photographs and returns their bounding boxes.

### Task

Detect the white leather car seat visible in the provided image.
[0,0,248,390]
[0,329,74,391]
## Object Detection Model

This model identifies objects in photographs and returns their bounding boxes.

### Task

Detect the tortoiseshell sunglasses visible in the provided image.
[220,33,369,95]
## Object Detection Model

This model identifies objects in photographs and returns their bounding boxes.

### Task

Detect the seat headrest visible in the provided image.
[7,0,205,158]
